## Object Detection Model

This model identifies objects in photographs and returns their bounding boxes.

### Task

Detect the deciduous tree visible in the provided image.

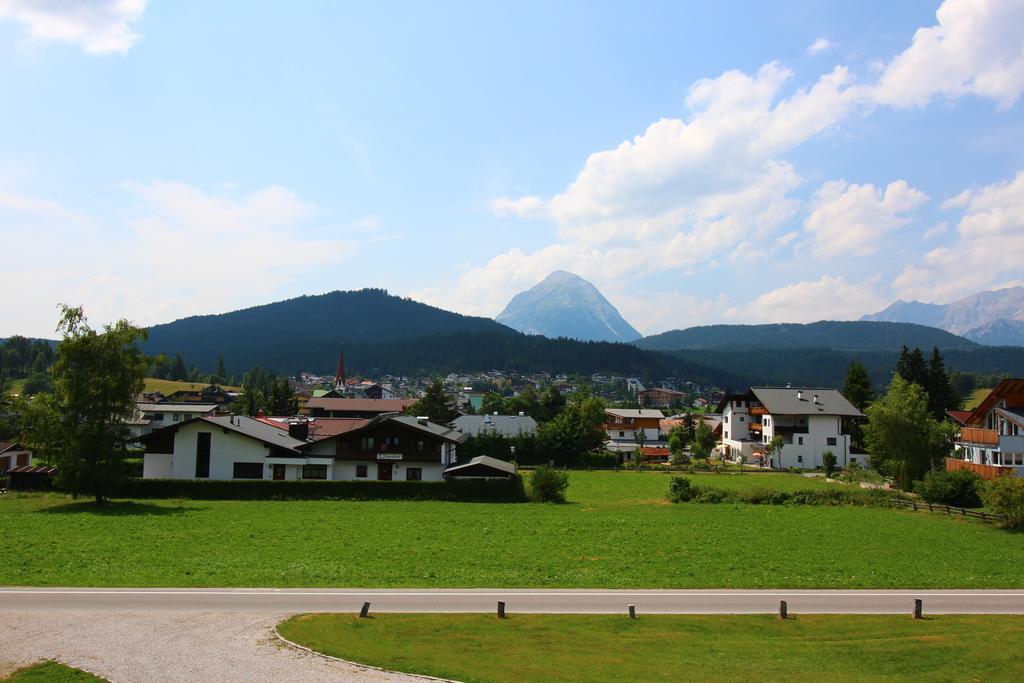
[18,306,147,503]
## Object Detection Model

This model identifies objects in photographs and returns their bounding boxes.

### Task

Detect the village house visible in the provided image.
[604,408,664,454]
[0,441,32,473]
[638,387,685,408]
[950,378,1024,478]
[303,397,417,419]
[453,413,538,438]
[718,387,861,469]
[140,412,467,482]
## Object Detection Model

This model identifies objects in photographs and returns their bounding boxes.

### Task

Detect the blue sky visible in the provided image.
[1,0,1022,338]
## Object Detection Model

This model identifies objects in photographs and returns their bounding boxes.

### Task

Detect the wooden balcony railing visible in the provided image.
[945,458,1012,481]
[958,427,1000,446]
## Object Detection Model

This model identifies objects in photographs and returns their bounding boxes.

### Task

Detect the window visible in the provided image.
[195,432,211,478]
[619,431,625,437]
[232,462,263,479]
[356,464,368,478]
[406,467,422,481]
[739,416,744,422]
[797,456,803,464]
[724,416,729,424]
[173,413,180,422]
[724,431,729,439]
[152,413,164,421]
[764,417,770,426]
[826,437,837,446]
[850,457,857,464]
[360,437,375,452]
[302,465,328,480]
[417,440,424,451]
[797,436,804,446]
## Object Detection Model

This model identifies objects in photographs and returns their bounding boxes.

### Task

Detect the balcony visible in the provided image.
[958,427,1000,446]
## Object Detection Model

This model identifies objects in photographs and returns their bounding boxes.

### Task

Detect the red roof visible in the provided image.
[257,416,370,440]
[7,465,54,474]
[945,409,972,426]
[305,397,416,413]
[640,447,671,459]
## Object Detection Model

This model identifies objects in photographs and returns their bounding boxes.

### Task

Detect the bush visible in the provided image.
[111,476,527,503]
[822,451,836,478]
[530,466,569,503]
[667,476,694,502]
[579,451,618,468]
[918,469,983,508]
[983,477,1024,529]
[667,482,902,507]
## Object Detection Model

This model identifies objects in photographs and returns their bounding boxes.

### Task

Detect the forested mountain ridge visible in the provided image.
[141,288,516,374]
[635,321,977,352]
[138,288,747,385]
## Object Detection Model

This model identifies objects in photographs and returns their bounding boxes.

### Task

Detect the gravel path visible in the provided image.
[0,610,432,682]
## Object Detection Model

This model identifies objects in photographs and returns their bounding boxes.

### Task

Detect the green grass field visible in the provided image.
[279,613,1024,683]
[141,378,239,394]
[1,662,103,682]
[965,387,991,410]
[1,472,1021,588]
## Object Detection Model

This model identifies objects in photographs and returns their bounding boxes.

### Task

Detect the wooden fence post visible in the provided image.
[359,601,370,618]
[779,600,788,620]
[913,599,923,620]
[497,601,506,619]
[628,604,637,619]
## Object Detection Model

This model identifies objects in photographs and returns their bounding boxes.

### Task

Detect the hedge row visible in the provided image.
[111,475,528,503]
[667,477,902,507]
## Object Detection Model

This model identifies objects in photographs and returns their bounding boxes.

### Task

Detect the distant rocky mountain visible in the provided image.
[495,271,642,343]
[634,321,977,352]
[862,286,1024,346]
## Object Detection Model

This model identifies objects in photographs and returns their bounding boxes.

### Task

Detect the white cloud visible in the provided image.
[873,0,1024,108]
[490,195,548,219]
[922,222,949,240]
[895,169,1024,301]
[730,276,887,324]
[0,0,147,55]
[803,179,928,257]
[0,181,359,336]
[806,38,834,55]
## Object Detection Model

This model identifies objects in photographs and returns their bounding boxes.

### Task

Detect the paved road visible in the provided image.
[4,587,1024,614]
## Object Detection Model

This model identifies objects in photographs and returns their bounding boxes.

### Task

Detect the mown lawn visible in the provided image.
[279,613,1024,683]
[1,661,103,682]
[141,377,240,394]
[1,471,1021,588]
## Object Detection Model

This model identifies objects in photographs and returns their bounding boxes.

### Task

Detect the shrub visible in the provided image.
[667,476,694,502]
[112,476,528,503]
[918,469,983,508]
[822,451,836,478]
[982,477,1024,529]
[530,466,569,503]
[579,451,618,468]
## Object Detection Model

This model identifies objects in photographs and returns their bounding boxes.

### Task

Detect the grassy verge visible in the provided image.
[141,378,239,394]
[279,613,1024,682]
[1,471,1022,588]
[2,662,104,682]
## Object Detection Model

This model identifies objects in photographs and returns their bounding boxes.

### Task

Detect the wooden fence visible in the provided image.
[891,497,1002,523]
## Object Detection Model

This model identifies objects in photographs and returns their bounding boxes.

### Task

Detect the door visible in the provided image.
[377,462,393,481]
[272,464,286,480]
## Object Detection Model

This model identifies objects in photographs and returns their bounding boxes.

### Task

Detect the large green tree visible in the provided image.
[19,306,147,503]
[863,375,955,489]
[410,379,459,424]
[925,347,960,419]
[690,420,717,460]
[843,361,873,412]
[536,387,606,467]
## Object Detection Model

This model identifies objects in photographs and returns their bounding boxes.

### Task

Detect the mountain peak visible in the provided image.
[496,272,642,343]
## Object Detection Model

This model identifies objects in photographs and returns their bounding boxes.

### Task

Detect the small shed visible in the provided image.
[7,465,56,491]
[444,456,517,479]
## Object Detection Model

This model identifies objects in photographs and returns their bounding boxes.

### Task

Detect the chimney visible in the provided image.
[288,418,309,441]
[518,411,525,417]
[797,390,803,400]
[813,394,820,404]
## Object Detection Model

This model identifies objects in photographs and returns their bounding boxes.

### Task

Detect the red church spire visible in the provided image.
[335,344,346,392]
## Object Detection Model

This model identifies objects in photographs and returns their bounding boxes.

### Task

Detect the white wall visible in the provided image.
[775,415,848,469]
